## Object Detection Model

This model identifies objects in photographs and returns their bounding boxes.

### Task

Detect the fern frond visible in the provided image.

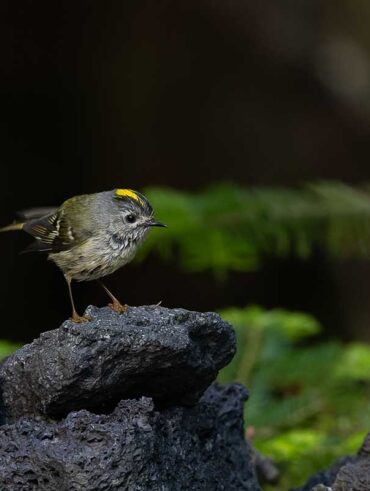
[141,181,370,273]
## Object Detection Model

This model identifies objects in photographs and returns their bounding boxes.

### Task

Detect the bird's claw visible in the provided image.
[108,301,128,314]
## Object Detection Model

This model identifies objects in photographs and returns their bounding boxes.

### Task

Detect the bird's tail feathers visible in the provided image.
[0,222,24,233]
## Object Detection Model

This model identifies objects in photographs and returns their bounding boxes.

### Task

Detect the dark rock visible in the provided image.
[0,305,236,422]
[0,383,261,491]
[293,433,370,491]
[291,456,355,491]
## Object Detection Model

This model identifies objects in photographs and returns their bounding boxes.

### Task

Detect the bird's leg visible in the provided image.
[65,274,90,323]
[98,281,128,314]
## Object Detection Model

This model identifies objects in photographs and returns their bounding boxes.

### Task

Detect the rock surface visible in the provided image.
[0,383,261,491]
[293,433,370,491]
[0,305,236,422]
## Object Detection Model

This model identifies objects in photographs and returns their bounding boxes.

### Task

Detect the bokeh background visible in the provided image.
[2,1,370,489]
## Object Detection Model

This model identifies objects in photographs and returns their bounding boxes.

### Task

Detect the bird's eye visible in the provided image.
[125,214,136,223]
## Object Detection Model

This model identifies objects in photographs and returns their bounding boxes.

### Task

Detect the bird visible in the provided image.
[0,189,166,322]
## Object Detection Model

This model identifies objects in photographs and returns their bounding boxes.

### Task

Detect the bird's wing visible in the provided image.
[16,207,59,221]
[22,207,90,253]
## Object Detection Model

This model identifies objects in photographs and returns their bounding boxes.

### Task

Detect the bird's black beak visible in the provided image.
[146,219,167,228]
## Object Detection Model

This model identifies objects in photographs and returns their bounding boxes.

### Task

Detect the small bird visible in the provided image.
[0,189,166,322]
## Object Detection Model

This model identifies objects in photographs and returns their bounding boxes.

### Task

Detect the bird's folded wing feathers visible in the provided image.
[23,209,88,253]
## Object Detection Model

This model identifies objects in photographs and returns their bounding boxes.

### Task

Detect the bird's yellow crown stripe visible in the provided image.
[115,189,144,205]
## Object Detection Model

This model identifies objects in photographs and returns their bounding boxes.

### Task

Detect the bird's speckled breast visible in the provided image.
[48,232,146,281]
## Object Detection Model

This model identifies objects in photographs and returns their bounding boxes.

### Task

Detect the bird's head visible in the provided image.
[109,188,166,243]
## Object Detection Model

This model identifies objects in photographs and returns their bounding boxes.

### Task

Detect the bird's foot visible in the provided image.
[108,300,128,314]
[70,313,91,323]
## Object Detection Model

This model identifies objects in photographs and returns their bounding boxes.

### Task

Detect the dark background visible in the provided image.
[2,0,370,341]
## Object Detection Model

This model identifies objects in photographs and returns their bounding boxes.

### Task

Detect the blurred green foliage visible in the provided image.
[0,340,21,360]
[143,182,370,277]
[218,306,370,490]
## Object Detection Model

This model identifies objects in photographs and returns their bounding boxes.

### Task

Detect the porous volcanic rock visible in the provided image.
[0,383,261,491]
[0,305,236,422]
[293,433,370,491]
